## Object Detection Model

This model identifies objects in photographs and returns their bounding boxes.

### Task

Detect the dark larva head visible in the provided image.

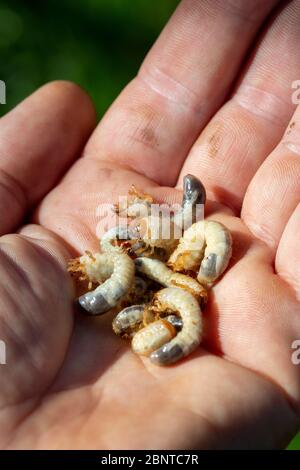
[200,253,217,280]
[77,292,112,315]
[74,298,91,315]
[150,343,184,366]
[182,174,206,209]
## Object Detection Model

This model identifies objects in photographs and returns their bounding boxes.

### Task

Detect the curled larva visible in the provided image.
[132,318,177,357]
[197,220,232,286]
[77,252,113,282]
[112,304,145,337]
[131,314,183,356]
[167,221,205,272]
[112,297,184,339]
[148,287,202,366]
[68,251,113,289]
[168,220,232,286]
[76,250,135,315]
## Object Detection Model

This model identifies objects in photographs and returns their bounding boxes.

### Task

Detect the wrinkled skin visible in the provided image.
[1,0,300,449]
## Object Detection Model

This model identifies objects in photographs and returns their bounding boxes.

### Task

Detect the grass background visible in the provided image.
[0,0,299,450]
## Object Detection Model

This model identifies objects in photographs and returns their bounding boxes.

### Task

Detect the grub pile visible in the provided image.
[68,175,232,366]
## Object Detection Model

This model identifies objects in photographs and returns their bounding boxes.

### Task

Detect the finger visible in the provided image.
[179,0,299,211]
[0,81,96,235]
[276,202,300,300]
[242,104,300,251]
[85,0,277,186]
[0,226,73,436]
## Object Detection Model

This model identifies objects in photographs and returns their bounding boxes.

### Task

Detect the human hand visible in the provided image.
[0,0,300,449]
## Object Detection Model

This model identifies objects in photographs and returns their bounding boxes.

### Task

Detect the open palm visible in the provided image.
[1,0,300,449]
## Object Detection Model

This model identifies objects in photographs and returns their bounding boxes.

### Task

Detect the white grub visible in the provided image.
[113,303,183,340]
[112,304,145,337]
[149,287,202,366]
[100,225,135,253]
[77,251,135,315]
[168,221,205,272]
[134,257,207,304]
[131,314,183,356]
[78,252,113,284]
[132,318,177,356]
[168,220,232,286]
[197,221,232,286]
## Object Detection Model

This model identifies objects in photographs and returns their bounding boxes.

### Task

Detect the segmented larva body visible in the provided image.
[112,304,145,337]
[131,314,183,356]
[168,221,205,272]
[77,250,135,315]
[134,257,207,305]
[148,287,202,366]
[132,319,177,356]
[168,220,232,286]
[112,297,184,338]
[78,252,113,283]
[197,220,232,286]
[100,226,137,253]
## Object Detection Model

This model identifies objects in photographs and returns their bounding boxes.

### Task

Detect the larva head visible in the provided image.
[182,174,206,209]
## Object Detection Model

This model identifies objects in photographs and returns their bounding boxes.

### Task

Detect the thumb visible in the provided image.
[0,225,73,443]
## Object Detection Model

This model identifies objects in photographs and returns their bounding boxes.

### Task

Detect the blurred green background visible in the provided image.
[0,0,299,450]
[0,0,179,118]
